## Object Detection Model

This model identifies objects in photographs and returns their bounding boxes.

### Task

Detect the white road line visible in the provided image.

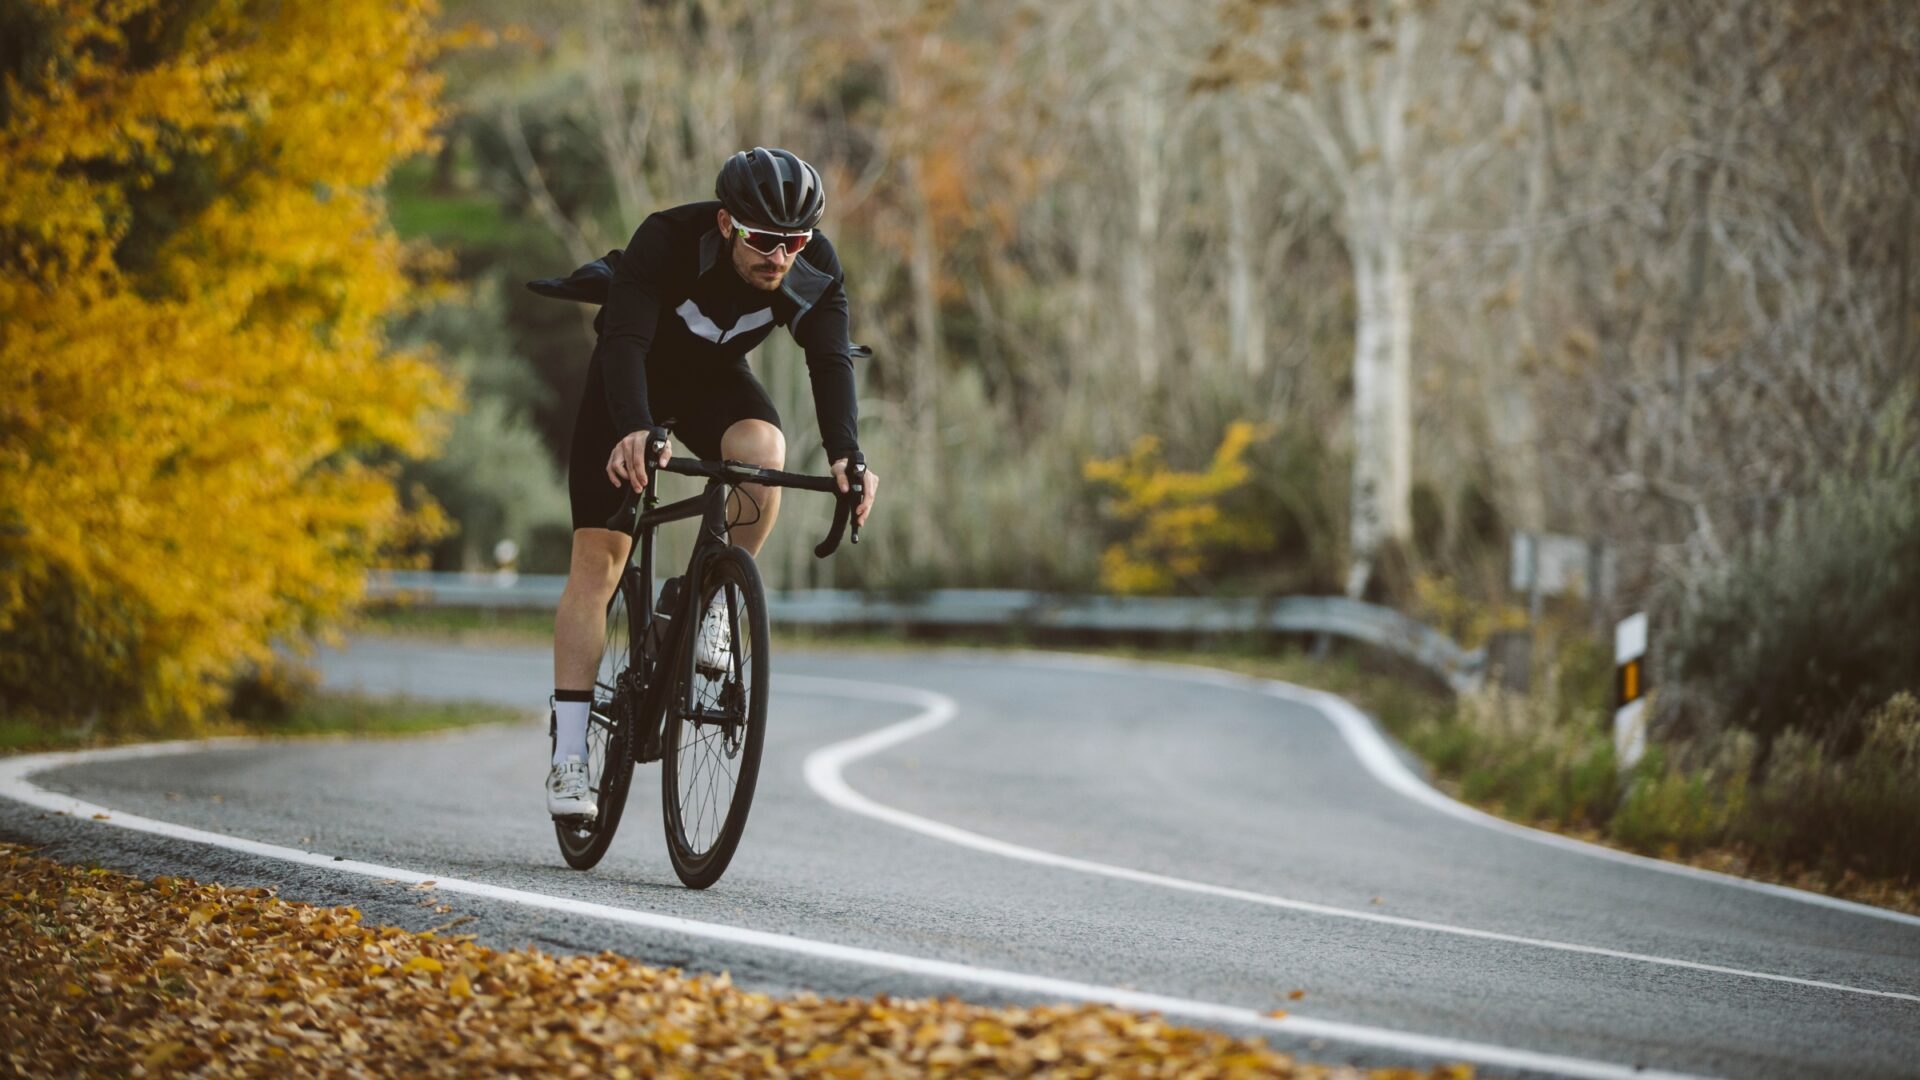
[1004,651,1920,929]
[788,674,1920,1005]
[0,743,1693,1080]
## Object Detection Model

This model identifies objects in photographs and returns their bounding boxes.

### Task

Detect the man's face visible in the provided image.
[719,209,797,292]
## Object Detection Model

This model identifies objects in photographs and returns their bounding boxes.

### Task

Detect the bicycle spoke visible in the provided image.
[675,654,749,856]
[556,576,639,869]
[661,554,765,887]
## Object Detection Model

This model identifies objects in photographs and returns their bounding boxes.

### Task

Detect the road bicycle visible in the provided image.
[553,440,864,887]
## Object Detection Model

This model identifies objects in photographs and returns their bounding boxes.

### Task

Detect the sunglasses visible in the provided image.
[731,221,812,256]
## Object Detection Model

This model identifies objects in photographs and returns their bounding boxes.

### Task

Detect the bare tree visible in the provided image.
[1200,0,1516,595]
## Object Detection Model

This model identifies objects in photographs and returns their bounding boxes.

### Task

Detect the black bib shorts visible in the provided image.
[567,343,782,531]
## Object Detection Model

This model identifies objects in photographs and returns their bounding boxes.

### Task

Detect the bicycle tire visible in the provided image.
[554,570,643,870]
[660,546,770,889]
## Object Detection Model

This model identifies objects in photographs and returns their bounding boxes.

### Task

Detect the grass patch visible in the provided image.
[0,718,55,755]
[243,692,531,740]
[1397,669,1920,915]
[353,604,554,643]
[1,692,527,756]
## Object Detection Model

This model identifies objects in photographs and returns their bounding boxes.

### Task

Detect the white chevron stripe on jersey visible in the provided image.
[676,299,774,344]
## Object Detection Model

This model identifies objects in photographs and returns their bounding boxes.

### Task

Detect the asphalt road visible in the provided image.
[4,638,1917,1078]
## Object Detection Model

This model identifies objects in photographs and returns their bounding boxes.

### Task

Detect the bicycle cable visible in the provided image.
[727,482,764,533]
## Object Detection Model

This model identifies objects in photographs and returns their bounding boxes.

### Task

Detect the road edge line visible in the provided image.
[2,734,1696,1080]
[788,675,1919,1006]
[988,650,1920,930]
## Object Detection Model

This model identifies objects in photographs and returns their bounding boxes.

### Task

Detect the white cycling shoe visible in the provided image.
[545,755,596,819]
[694,593,733,675]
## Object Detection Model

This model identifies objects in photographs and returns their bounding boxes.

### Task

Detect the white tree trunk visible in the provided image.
[1222,108,1265,375]
[1345,219,1414,596]
[1490,37,1548,534]
[1122,80,1164,382]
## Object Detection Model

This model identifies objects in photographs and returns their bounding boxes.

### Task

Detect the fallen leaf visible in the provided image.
[1,846,1473,1080]
[142,1041,187,1069]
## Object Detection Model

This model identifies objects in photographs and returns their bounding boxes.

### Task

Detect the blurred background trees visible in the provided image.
[402,0,1916,760]
[4,0,1914,762]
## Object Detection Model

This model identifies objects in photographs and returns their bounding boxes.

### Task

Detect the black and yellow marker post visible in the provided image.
[1613,612,1650,770]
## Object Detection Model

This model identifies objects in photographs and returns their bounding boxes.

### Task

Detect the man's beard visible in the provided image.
[732,240,784,291]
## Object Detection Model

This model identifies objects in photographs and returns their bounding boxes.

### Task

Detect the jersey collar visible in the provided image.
[698,224,833,326]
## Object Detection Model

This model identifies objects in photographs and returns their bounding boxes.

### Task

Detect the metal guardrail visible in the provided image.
[374,568,1482,684]
[366,571,1486,692]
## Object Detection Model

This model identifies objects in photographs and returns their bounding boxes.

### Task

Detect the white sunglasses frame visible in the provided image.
[728,219,813,257]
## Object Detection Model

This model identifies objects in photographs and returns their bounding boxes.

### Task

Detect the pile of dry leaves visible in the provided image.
[2,843,1471,1077]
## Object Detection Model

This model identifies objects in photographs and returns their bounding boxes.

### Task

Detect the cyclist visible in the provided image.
[546,147,880,818]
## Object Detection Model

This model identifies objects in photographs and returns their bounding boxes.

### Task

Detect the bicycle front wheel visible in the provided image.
[661,546,769,889]
[554,570,642,871]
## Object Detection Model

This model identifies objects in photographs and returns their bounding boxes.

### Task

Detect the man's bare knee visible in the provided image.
[719,421,784,552]
[567,528,631,598]
[721,419,786,468]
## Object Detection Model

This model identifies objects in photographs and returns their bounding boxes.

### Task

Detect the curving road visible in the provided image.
[4,639,1917,1078]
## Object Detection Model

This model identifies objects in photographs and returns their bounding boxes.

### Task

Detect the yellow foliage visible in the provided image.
[1410,574,1528,648]
[0,0,456,731]
[1083,421,1276,595]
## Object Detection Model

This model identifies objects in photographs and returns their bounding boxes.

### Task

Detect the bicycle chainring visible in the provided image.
[618,663,662,764]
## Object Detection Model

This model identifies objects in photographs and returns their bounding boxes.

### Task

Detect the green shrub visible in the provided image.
[1409,636,1619,830]
[224,660,322,727]
[1609,743,1746,856]
[1671,403,1920,754]
[1731,693,1920,881]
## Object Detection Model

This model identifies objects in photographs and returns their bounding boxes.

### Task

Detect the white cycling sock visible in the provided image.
[552,699,591,766]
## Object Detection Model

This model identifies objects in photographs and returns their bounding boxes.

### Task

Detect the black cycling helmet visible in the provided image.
[715,147,825,232]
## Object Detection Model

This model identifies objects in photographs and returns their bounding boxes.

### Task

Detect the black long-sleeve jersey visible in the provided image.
[594,200,859,459]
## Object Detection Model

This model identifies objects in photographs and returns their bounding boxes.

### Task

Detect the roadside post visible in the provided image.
[1613,612,1649,771]
[492,538,520,587]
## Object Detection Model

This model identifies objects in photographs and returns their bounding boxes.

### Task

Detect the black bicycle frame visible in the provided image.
[605,455,862,761]
[623,479,732,761]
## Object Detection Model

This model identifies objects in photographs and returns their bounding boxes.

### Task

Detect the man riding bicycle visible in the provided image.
[546,147,880,818]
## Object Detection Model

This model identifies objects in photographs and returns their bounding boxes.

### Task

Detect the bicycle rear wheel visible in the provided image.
[554,571,642,870]
[660,546,769,889]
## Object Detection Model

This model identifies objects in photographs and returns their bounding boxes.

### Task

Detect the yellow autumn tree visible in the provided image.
[0,1,456,733]
[1083,421,1278,595]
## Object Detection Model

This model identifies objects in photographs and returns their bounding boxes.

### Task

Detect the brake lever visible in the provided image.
[605,492,640,534]
[602,433,671,534]
[848,461,866,545]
